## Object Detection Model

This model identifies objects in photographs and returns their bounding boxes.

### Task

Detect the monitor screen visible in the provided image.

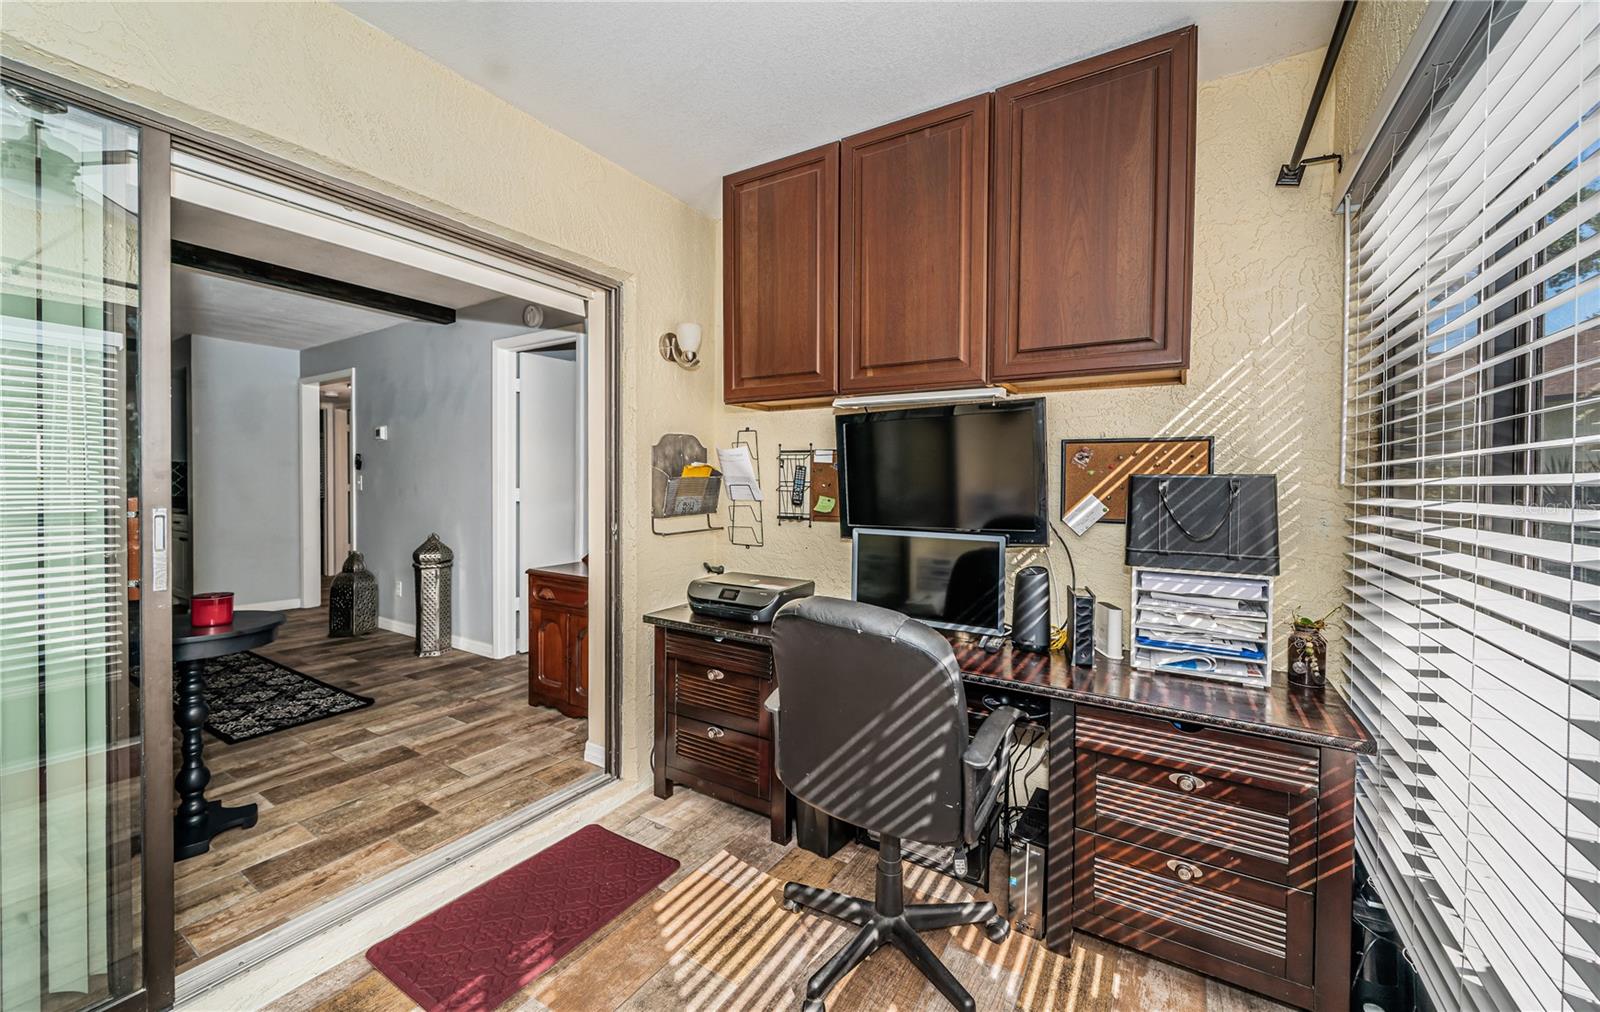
[851,528,1006,636]
[835,399,1046,544]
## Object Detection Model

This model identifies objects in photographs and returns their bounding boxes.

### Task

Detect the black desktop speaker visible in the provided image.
[1070,588,1096,667]
[1012,566,1051,653]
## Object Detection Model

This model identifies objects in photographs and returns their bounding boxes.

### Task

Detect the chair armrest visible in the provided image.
[964,706,1022,770]
[961,706,1022,846]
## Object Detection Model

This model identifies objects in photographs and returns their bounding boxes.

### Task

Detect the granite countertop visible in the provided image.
[644,603,1373,754]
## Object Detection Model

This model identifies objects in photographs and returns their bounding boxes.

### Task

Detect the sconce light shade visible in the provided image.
[660,322,702,369]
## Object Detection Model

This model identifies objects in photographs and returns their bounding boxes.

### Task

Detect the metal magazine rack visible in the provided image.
[726,427,763,548]
[650,433,722,536]
[776,444,814,525]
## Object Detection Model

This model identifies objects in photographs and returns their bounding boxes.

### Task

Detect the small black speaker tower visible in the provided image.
[1012,566,1051,653]
[1070,588,1096,667]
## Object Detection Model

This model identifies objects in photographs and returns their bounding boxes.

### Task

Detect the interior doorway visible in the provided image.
[321,380,354,576]
[512,339,585,653]
[300,368,356,600]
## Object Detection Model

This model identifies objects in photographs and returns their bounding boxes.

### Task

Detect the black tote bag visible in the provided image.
[1124,474,1280,576]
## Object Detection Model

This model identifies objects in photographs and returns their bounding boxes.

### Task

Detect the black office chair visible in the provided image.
[769,596,1022,1012]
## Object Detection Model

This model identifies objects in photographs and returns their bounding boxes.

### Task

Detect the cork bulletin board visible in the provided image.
[1061,437,1213,523]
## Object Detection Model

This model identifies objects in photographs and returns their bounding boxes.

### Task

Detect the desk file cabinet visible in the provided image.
[653,628,791,844]
[1072,706,1352,1011]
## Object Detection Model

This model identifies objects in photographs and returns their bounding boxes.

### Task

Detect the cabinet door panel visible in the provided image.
[723,144,839,403]
[992,27,1195,382]
[568,613,589,711]
[840,95,989,393]
[532,611,569,696]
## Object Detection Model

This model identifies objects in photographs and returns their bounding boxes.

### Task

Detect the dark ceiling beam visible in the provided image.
[171,240,456,325]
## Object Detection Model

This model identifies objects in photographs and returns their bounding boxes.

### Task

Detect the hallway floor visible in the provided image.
[175,602,589,973]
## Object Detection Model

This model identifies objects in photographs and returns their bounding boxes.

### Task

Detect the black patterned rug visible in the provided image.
[200,652,374,744]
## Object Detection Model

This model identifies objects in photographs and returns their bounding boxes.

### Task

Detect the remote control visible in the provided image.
[791,464,807,507]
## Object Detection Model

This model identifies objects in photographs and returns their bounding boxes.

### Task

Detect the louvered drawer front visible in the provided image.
[1081,833,1313,988]
[1076,706,1320,796]
[1080,753,1317,889]
[672,659,767,737]
[663,632,772,678]
[669,715,770,799]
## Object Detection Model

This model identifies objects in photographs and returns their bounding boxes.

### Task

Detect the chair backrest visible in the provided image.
[771,596,969,845]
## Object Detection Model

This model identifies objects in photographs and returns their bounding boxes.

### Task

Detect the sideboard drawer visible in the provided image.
[1078,752,1317,889]
[1078,832,1314,999]
[529,574,586,610]
[668,714,771,800]
[1076,706,1321,796]
[671,658,769,737]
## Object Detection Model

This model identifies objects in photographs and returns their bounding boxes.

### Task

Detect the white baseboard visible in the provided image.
[583,741,605,768]
[236,598,307,612]
[375,616,495,658]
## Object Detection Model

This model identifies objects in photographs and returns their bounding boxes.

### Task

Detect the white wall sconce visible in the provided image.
[660,322,701,369]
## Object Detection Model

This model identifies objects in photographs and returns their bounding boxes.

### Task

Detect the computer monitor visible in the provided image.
[851,528,1007,636]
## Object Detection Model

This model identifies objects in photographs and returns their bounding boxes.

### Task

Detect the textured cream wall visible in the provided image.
[1,1,721,780]
[1331,0,1428,199]
[713,48,1351,683]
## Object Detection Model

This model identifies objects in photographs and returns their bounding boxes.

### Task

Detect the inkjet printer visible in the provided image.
[687,572,815,624]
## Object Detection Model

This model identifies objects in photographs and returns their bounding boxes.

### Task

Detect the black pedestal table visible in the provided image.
[172,610,286,860]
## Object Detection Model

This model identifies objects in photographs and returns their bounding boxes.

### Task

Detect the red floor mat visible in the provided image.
[366,824,679,1011]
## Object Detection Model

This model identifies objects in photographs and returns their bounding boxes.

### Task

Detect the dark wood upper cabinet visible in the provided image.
[990,27,1196,384]
[839,95,990,393]
[723,143,840,405]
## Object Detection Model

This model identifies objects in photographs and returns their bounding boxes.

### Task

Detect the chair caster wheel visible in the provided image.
[802,999,825,1012]
[783,899,801,913]
[984,916,1011,944]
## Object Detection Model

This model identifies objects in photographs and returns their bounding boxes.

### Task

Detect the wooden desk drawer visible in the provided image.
[671,658,769,737]
[1076,706,1320,796]
[667,714,770,800]
[1078,752,1317,889]
[530,575,586,610]
[663,632,771,679]
[1078,832,1313,1000]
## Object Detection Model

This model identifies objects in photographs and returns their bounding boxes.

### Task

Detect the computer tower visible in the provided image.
[1007,788,1049,938]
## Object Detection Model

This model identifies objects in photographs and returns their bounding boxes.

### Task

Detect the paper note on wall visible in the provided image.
[717,445,763,501]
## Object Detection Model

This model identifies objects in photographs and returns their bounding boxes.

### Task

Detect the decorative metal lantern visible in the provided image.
[329,551,378,637]
[412,533,453,657]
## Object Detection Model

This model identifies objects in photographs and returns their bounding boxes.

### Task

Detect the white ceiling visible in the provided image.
[343,1,1338,214]
[173,267,410,350]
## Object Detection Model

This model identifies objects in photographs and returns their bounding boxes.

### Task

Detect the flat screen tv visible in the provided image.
[835,398,1047,545]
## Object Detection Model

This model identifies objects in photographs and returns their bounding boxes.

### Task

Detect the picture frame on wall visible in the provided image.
[1060,436,1214,524]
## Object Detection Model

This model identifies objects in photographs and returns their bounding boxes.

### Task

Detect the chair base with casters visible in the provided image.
[781,835,1009,1012]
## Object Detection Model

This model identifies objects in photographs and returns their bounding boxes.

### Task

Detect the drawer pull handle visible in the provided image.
[706,668,726,681]
[706,726,725,739]
[1167,772,1207,793]
[536,588,555,600]
[1165,859,1204,883]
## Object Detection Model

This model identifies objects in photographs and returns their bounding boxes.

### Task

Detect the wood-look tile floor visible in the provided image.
[267,790,1294,1012]
[175,601,588,974]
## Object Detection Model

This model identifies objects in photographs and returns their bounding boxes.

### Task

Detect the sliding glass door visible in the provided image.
[1,82,147,1011]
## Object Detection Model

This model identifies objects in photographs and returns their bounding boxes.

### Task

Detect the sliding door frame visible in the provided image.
[1,59,628,1009]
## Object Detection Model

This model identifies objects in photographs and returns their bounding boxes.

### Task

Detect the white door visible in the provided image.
[515,346,581,652]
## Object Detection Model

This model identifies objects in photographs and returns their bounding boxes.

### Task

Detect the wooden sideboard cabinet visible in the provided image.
[652,627,790,844]
[527,563,588,718]
[990,27,1196,384]
[722,143,840,406]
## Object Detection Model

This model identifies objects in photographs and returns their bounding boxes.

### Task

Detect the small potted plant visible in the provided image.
[1288,605,1339,689]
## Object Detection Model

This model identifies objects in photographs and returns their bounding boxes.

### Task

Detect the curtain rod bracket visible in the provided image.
[1276,153,1343,187]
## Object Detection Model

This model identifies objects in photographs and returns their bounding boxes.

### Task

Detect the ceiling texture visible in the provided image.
[343,1,1339,215]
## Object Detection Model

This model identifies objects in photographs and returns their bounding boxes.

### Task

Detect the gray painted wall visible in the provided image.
[301,301,540,648]
[190,335,302,606]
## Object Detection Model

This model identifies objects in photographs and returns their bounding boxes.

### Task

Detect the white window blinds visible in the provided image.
[1344,2,1600,1010]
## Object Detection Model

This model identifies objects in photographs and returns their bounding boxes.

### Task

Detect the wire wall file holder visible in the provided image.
[777,445,814,525]
[650,433,723,536]
[727,427,764,548]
